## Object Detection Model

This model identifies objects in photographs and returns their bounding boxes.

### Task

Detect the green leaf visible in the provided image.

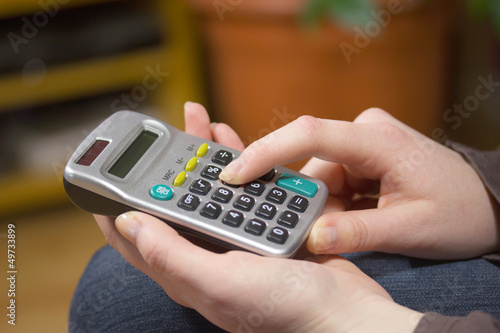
[488,0,500,38]
[327,0,376,27]
[301,0,376,28]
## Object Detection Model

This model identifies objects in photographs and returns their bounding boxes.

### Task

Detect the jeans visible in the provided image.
[69,245,500,332]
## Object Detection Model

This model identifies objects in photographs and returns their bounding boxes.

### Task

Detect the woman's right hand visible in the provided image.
[220,108,500,259]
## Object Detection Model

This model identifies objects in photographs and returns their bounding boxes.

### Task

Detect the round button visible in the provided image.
[150,184,173,201]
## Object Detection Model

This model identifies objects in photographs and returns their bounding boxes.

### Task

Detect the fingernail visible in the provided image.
[210,122,218,130]
[312,226,337,252]
[184,101,193,109]
[115,212,141,240]
[219,158,243,183]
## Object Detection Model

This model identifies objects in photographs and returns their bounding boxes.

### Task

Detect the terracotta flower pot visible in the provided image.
[189,0,455,160]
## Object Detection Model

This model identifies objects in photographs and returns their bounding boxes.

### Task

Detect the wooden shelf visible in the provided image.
[0,0,205,216]
[0,47,167,111]
[0,171,69,216]
[0,0,119,19]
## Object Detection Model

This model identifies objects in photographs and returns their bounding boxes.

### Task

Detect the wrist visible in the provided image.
[316,296,423,333]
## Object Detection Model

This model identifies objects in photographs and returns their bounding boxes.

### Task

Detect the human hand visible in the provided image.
[219,108,500,259]
[94,103,423,333]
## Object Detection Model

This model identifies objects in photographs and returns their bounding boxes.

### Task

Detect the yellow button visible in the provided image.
[185,157,198,172]
[195,143,209,157]
[173,171,187,187]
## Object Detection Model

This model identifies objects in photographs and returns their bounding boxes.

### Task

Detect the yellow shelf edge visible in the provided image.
[0,171,69,215]
[0,47,169,111]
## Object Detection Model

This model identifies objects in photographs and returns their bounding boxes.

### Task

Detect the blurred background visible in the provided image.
[0,0,499,331]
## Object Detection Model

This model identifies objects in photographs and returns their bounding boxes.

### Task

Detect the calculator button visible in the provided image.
[173,171,187,187]
[287,195,309,212]
[200,202,222,219]
[212,150,233,166]
[233,194,255,211]
[259,169,276,182]
[177,194,200,211]
[266,187,287,204]
[221,181,240,189]
[255,203,277,220]
[267,227,289,244]
[212,187,233,203]
[277,211,299,228]
[244,181,265,196]
[245,219,266,236]
[201,165,222,180]
[196,143,209,157]
[185,157,198,172]
[189,179,211,195]
[276,173,318,198]
[149,184,173,201]
[222,210,244,227]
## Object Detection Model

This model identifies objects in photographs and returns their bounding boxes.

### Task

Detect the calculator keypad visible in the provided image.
[151,147,321,251]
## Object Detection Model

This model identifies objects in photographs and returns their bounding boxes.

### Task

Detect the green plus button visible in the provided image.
[276,173,318,198]
[150,184,173,201]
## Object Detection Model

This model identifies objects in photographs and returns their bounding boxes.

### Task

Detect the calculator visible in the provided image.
[64,111,328,258]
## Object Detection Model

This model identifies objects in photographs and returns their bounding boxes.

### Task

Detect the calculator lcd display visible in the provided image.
[108,130,158,178]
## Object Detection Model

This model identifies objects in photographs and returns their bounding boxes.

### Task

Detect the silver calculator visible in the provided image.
[64,111,328,257]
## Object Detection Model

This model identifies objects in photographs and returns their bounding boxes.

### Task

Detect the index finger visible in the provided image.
[219,115,405,184]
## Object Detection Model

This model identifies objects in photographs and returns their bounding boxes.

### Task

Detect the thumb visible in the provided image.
[115,212,215,275]
[307,204,417,255]
[114,211,221,308]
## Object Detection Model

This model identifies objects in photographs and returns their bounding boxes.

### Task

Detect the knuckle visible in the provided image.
[354,107,389,123]
[375,122,408,144]
[141,242,165,272]
[342,214,371,252]
[295,115,322,137]
[245,138,276,164]
[294,115,323,154]
[105,229,120,249]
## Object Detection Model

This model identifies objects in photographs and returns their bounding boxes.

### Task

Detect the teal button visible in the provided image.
[150,184,173,201]
[276,173,318,198]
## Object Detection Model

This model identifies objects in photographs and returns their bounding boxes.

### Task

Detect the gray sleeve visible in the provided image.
[446,141,500,203]
[415,312,500,333]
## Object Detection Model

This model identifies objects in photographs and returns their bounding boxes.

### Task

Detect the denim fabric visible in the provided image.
[342,252,500,319]
[70,246,500,332]
[69,245,225,333]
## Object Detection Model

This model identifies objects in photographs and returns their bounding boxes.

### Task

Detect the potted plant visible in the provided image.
[188,0,455,155]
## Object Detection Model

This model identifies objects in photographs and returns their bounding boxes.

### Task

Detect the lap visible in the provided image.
[70,246,500,332]
[343,252,500,319]
[69,245,225,333]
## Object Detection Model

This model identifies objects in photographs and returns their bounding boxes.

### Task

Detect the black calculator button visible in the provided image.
[178,194,200,211]
[222,210,244,227]
[244,181,265,196]
[212,150,233,166]
[266,187,287,204]
[212,187,234,203]
[200,202,222,219]
[189,179,211,195]
[201,165,222,180]
[245,219,266,236]
[287,195,309,212]
[259,169,276,182]
[267,227,289,244]
[221,180,240,189]
[277,211,299,228]
[233,194,255,211]
[255,203,277,220]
